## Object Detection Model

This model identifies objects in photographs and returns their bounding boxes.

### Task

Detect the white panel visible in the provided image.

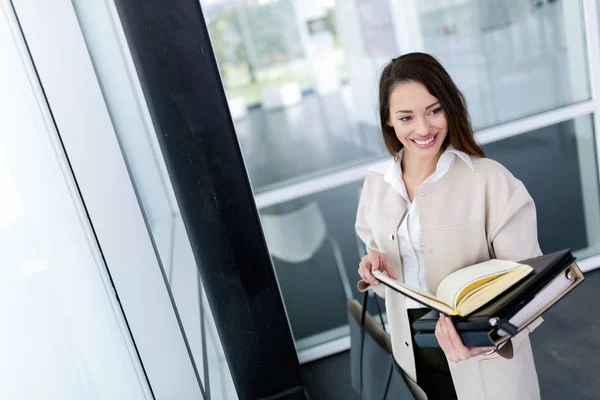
[11,0,205,398]
[0,2,150,399]
[70,0,177,227]
[69,0,238,397]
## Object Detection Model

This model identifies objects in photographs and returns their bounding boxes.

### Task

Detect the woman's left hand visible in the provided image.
[435,314,496,363]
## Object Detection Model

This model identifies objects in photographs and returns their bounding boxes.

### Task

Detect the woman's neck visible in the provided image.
[401,149,442,184]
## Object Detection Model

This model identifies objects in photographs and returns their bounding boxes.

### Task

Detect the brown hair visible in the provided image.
[378,52,484,158]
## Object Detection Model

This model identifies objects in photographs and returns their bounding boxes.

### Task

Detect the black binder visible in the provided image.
[412,249,583,347]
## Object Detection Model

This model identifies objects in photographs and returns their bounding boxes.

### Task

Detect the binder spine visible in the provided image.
[497,320,518,336]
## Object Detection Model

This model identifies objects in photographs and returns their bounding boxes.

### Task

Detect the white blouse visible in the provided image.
[378,146,474,308]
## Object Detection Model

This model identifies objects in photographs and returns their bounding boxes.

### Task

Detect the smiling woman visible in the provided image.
[378,53,485,163]
[357,53,544,400]
[388,82,448,153]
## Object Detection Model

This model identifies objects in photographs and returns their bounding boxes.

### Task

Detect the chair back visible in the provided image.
[261,202,327,263]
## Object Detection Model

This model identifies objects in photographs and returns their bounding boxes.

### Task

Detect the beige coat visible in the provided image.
[356,156,543,400]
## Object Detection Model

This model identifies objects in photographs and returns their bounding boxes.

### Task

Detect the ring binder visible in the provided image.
[410,250,585,348]
[497,320,518,336]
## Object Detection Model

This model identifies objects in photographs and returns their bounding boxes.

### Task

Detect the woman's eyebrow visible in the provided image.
[395,101,440,114]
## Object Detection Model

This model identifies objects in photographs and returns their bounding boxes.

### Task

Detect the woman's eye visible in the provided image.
[399,116,412,122]
[430,107,443,115]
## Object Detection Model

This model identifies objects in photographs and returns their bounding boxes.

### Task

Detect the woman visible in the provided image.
[356,53,543,400]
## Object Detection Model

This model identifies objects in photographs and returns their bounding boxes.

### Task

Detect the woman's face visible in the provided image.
[387,80,448,159]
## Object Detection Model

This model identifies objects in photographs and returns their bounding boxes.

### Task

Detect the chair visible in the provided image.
[260,202,353,301]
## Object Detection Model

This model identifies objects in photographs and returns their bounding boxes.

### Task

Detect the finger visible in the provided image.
[358,261,368,280]
[380,256,398,280]
[441,315,463,362]
[470,346,496,357]
[435,318,448,350]
[371,256,380,271]
[444,316,471,361]
[436,315,456,362]
[368,258,381,285]
[358,259,370,275]
[360,260,379,286]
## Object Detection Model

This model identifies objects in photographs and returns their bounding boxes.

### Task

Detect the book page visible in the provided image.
[436,259,521,307]
[456,266,532,316]
[372,271,457,315]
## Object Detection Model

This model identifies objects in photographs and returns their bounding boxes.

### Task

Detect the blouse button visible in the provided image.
[390,233,395,241]
[428,249,434,254]
[420,192,426,197]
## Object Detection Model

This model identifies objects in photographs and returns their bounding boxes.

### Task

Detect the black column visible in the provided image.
[113,1,306,399]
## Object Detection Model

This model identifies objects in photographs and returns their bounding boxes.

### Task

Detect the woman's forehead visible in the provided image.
[389,81,439,110]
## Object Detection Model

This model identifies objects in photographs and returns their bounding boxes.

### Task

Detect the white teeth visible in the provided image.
[414,137,434,145]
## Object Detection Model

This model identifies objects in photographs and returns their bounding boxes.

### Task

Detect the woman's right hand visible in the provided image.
[358,249,398,285]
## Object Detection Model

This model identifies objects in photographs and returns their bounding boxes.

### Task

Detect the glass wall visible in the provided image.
[72,1,237,398]
[207,0,590,193]
[203,0,600,359]
[206,0,317,105]
[0,9,150,398]
[418,0,589,129]
[485,115,600,259]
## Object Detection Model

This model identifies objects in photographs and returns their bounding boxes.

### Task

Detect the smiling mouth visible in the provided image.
[411,133,438,147]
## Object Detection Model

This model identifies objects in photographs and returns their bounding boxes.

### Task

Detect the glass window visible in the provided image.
[0,16,149,397]
[485,115,600,259]
[206,0,590,191]
[198,0,598,357]
[72,1,236,397]
[420,0,590,129]
[259,181,382,352]
[206,0,314,106]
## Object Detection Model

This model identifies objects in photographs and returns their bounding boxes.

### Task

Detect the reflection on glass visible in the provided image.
[206,0,590,191]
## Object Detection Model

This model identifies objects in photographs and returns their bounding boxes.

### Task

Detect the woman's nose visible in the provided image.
[415,117,430,135]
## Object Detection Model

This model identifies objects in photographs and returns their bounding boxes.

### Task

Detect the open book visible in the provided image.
[372,259,533,317]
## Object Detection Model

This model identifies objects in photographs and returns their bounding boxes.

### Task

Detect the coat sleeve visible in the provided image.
[489,181,542,261]
[488,181,543,359]
[355,181,386,298]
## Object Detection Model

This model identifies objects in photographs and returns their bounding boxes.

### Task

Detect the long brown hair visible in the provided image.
[378,52,484,158]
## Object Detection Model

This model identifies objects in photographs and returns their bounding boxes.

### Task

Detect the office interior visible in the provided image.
[2,0,600,399]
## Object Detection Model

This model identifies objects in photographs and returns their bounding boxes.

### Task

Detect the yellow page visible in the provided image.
[455,275,501,306]
[435,259,522,308]
[456,266,532,316]
[372,271,457,315]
